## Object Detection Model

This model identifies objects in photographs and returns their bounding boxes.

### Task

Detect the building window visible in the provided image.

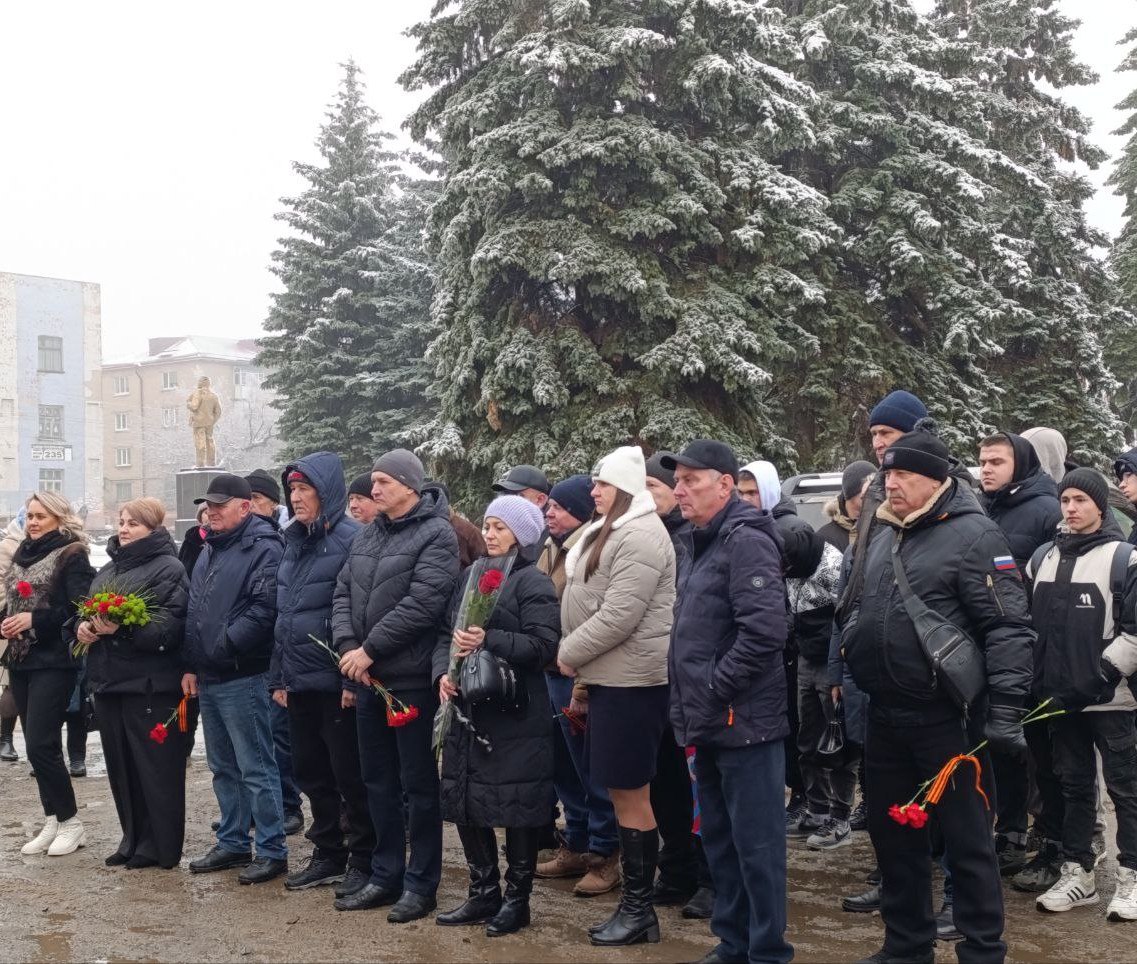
[162,407,177,429]
[161,371,178,391]
[38,468,63,493]
[38,336,64,373]
[38,405,64,440]
[112,375,130,396]
[114,412,129,432]
[114,481,133,503]
[115,447,131,468]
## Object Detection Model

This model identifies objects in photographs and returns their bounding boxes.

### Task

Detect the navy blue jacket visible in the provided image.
[669,495,789,749]
[332,485,460,691]
[980,434,1061,567]
[185,512,284,683]
[270,452,360,693]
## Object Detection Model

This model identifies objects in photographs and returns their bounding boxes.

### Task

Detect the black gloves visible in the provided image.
[1097,657,1123,702]
[984,702,1027,756]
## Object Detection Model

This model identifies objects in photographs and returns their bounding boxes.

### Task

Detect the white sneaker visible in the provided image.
[806,818,853,850]
[1108,867,1137,921]
[1037,861,1098,913]
[21,816,59,855]
[46,817,86,856]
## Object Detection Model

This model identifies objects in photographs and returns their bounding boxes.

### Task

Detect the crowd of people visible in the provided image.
[3,388,1137,964]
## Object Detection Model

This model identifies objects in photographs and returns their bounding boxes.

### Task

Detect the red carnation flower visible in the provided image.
[888,804,908,826]
[113,595,125,606]
[84,598,94,608]
[402,705,420,723]
[149,723,168,744]
[15,581,32,599]
[98,601,111,614]
[477,569,504,594]
[904,804,929,828]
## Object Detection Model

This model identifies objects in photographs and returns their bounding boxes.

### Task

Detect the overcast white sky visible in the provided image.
[1,0,1133,359]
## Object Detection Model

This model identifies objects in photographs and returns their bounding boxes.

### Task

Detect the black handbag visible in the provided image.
[814,696,848,768]
[461,649,527,712]
[891,535,987,713]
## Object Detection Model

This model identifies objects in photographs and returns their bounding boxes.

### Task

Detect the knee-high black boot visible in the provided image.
[437,825,501,926]
[486,826,538,937]
[591,826,660,946]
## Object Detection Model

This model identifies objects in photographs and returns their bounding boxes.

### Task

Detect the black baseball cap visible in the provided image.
[660,440,740,481]
[194,473,253,505]
[492,464,551,495]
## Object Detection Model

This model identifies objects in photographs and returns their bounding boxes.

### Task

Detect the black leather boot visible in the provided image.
[0,713,17,763]
[437,825,502,926]
[590,826,661,946]
[486,826,538,937]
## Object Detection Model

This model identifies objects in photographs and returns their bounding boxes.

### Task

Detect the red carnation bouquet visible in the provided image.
[432,552,517,758]
[73,586,158,657]
[309,635,420,727]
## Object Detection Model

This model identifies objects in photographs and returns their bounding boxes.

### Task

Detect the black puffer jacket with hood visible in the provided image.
[980,433,1061,566]
[332,485,459,692]
[841,478,1035,724]
[271,451,360,694]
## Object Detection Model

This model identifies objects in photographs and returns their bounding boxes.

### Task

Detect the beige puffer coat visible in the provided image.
[558,490,676,687]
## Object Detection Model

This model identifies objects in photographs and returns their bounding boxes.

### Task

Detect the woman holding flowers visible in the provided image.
[557,445,677,947]
[2,491,94,857]
[70,497,188,869]
[433,495,560,937]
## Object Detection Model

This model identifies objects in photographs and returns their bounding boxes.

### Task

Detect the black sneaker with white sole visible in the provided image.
[285,851,345,891]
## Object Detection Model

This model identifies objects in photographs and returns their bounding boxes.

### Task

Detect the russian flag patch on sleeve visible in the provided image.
[993,555,1016,571]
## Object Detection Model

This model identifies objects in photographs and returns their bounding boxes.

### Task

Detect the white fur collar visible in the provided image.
[564,489,657,580]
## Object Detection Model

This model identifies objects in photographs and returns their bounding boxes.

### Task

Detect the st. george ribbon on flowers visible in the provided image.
[308,635,420,728]
[431,551,517,759]
[887,698,1065,827]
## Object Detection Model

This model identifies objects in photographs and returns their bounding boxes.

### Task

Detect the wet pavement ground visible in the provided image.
[1,733,1135,963]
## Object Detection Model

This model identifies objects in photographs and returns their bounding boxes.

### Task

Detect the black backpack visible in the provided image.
[1028,541,1132,629]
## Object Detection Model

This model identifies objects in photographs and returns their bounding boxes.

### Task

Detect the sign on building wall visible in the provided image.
[31,444,72,461]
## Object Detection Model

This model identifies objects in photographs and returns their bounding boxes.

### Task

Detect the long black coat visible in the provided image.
[75,528,188,696]
[432,547,560,828]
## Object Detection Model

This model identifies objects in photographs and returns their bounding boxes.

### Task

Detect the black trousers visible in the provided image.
[990,747,1027,839]
[1051,710,1137,871]
[96,691,187,868]
[651,726,696,890]
[1026,721,1063,842]
[288,690,375,870]
[866,714,1004,964]
[784,655,802,794]
[10,668,78,822]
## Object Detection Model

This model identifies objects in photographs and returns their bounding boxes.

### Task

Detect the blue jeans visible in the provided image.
[199,674,287,861]
[356,685,441,896]
[270,699,302,815]
[546,673,617,856]
[695,741,792,964]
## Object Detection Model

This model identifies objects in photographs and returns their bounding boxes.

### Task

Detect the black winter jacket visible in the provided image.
[178,525,207,578]
[432,545,560,828]
[332,486,459,691]
[980,435,1061,567]
[77,529,188,696]
[5,531,94,673]
[670,495,789,749]
[841,479,1035,723]
[271,452,360,694]
[185,513,284,683]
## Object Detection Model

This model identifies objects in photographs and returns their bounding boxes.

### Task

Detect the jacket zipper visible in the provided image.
[986,574,1006,617]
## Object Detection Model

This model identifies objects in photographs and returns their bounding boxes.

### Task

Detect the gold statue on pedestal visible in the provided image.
[186,376,222,467]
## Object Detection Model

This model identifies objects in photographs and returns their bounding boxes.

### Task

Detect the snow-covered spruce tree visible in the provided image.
[258,62,436,474]
[1108,26,1137,440]
[400,0,839,503]
[931,0,1127,463]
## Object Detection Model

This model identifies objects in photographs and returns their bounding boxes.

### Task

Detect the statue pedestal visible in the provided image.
[175,468,224,540]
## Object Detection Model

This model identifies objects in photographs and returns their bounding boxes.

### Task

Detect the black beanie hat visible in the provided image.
[840,460,876,501]
[1059,468,1109,517]
[881,432,952,483]
[348,473,374,500]
[245,469,281,504]
[645,452,676,489]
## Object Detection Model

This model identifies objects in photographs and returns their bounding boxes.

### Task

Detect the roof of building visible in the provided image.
[103,335,262,369]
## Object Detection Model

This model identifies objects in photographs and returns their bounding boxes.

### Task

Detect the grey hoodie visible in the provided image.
[1021,427,1068,483]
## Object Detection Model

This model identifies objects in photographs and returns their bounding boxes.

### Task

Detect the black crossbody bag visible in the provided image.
[891,535,987,714]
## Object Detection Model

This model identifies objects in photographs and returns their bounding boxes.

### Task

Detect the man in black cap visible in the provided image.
[347,473,379,526]
[665,440,793,964]
[183,474,288,884]
[840,431,1035,963]
[332,448,459,921]
[492,465,551,509]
